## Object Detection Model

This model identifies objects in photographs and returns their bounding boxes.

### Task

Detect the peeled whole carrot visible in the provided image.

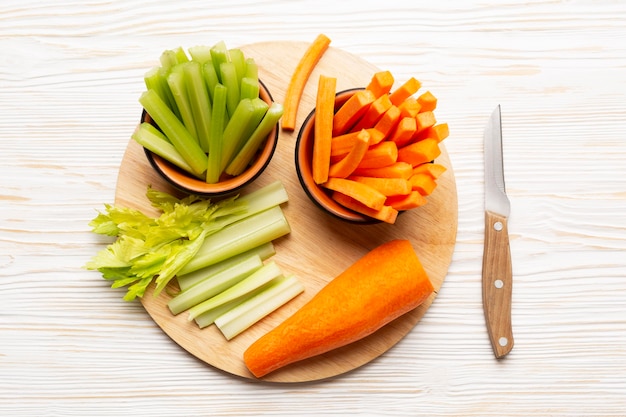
[282,34,331,131]
[313,75,337,184]
[243,239,434,378]
[328,130,370,178]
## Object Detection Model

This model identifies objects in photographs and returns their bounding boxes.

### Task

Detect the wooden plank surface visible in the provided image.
[1,0,626,415]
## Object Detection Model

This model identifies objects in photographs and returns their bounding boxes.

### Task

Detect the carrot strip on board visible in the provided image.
[312,75,337,184]
[412,162,447,179]
[352,161,414,180]
[322,177,386,210]
[365,70,394,98]
[349,175,411,197]
[374,105,401,139]
[397,138,441,167]
[357,141,398,169]
[415,110,437,134]
[417,90,437,112]
[330,128,384,159]
[389,77,421,106]
[328,130,370,178]
[385,191,428,211]
[282,34,331,131]
[332,89,376,136]
[350,94,392,133]
[389,117,417,148]
[332,192,399,224]
[398,97,421,118]
[409,173,438,196]
[243,239,433,377]
[414,123,449,143]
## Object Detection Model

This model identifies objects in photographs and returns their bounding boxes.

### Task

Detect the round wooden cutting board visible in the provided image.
[115,41,458,383]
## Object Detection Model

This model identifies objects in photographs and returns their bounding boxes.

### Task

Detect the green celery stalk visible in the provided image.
[160,49,179,70]
[177,205,290,275]
[167,255,263,315]
[132,123,196,174]
[220,61,241,117]
[240,77,260,101]
[209,41,230,83]
[183,61,212,152]
[202,60,220,104]
[188,45,212,64]
[166,68,198,142]
[144,67,181,120]
[176,242,276,291]
[139,89,207,177]
[206,83,227,183]
[194,297,248,329]
[226,102,284,176]
[244,58,258,81]
[187,261,283,321]
[219,98,255,172]
[228,48,246,83]
[234,98,269,157]
[215,275,304,340]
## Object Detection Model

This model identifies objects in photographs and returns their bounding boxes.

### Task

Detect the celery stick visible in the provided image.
[240,77,260,101]
[244,58,258,81]
[220,98,255,172]
[173,46,190,64]
[202,60,220,103]
[194,297,247,329]
[132,123,196,174]
[177,242,276,291]
[210,41,230,83]
[188,45,213,64]
[215,275,304,340]
[183,61,212,152]
[187,261,283,321]
[160,49,178,70]
[226,102,284,176]
[139,89,207,177]
[144,67,181,120]
[166,68,198,142]
[206,83,227,184]
[178,205,290,275]
[220,61,241,117]
[237,98,269,154]
[167,254,263,315]
[228,48,246,83]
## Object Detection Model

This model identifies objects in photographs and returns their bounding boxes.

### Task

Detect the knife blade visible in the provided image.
[482,105,514,358]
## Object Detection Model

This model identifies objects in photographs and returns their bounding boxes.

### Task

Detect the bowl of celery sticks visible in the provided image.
[133,42,283,197]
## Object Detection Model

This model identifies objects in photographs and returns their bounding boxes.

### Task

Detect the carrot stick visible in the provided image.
[417,90,437,112]
[389,77,421,106]
[365,70,394,98]
[328,130,370,178]
[352,161,414,179]
[322,177,386,210]
[389,117,417,148]
[385,191,428,211]
[357,141,398,169]
[330,128,384,159]
[415,110,437,133]
[397,138,441,167]
[243,239,434,377]
[349,175,412,196]
[313,75,337,184]
[398,97,421,118]
[332,89,375,136]
[332,192,399,224]
[414,123,449,143]
[350,94,392,132]
[412,162,447,179]
[282,34,331,131]
[409,173,438,196]
[374,105,401,139]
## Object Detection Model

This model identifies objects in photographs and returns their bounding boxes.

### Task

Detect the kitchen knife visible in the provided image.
[482,105,514,358]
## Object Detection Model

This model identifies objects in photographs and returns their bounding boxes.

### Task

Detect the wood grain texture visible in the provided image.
[2,0,626,415]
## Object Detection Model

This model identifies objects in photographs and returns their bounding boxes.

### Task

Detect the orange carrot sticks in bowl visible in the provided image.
[243,239,435,378]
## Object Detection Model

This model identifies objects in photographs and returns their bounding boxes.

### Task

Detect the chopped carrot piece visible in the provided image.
[328,130,370,178]
[389,117,417,148]
[352,161,414,179]
[322,177,386,210]
[412,123,449,142]
[398,138,440,167]
[332,192,399,224]
[243,239,433,377]
[349,176,411,196]
[412,162,447,179]
[385,191,428,211]
[332,90,376,136]
[398,97,421,118]
[389,77,421,106]
[415,110,437,133]
[330,128,384,159]
[282,34,331,131]
[357,141,398,169]
[409,173,438,196]
[312,75,337,184]
[374,105,401,139]
[365,70,394,98]
[417,91,437,112]
[350,94,392,132]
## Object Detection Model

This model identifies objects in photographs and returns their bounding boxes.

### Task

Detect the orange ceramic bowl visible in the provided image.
[295,88,378,224]
[143,79,278,197]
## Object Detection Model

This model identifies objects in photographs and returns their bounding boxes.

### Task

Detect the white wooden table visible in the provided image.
[1,1,625,415]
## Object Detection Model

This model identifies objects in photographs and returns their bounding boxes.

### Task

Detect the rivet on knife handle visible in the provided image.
[482,210,514,358]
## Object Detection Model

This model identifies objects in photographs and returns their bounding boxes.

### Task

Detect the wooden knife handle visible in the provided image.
[482,211,514,358]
